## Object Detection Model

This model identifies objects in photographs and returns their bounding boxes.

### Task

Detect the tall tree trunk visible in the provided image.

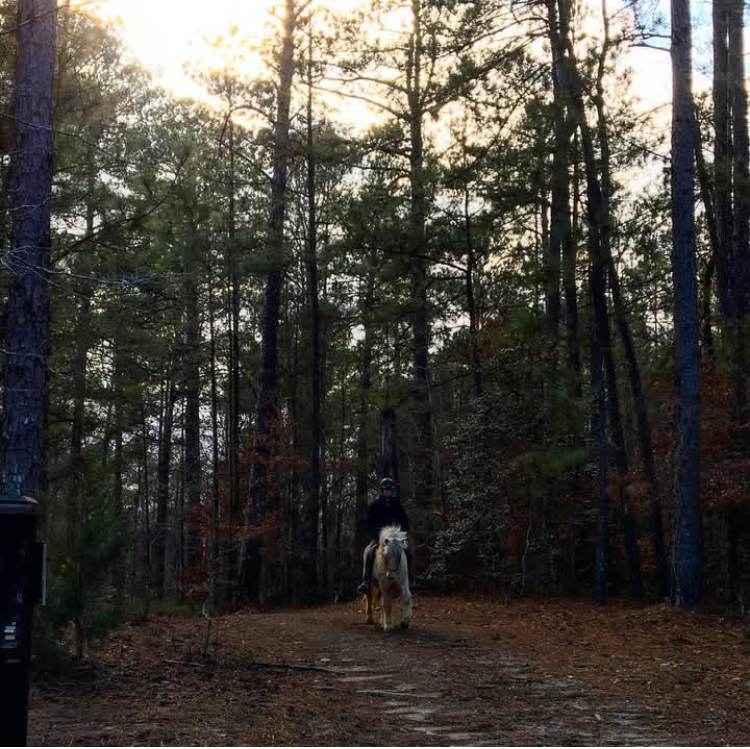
[594,0,643,597]
[112,336,126,601]
[0,0,56,499]
[670,0,701,607]
[380,408,400,486]
[713,0,734,328]
[183,237,202,571]
[464,186,484,398]
[553,0,611,603]
[549,4,582,594]
[607,260,669,596]
[354,270,374,558]
[729,0,749,422]
[68,146,96,539]
[694,123,719,357]
[208,269,222,610]
[407,0,435,530]
[154,378,176,600]
[242,0,297,603]
[302,31,322,603]
[220,110,242,604]
[141,406,152,617]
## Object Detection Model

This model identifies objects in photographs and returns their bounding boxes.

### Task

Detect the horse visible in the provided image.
[365,524,413,631]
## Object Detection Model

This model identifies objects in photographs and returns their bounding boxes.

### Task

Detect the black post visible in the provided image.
[0,496,43,746]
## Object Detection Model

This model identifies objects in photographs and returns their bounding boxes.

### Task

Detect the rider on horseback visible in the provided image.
[357,478,415,595]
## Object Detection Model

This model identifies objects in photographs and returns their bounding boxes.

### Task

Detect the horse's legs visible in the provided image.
[366,585,375,625]
[381,589,393,631]
[401,580,413,630]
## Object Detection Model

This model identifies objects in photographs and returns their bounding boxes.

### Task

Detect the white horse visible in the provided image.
[365,524,413,631]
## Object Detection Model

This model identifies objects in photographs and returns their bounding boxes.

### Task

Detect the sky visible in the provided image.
[84,0,388,131]
[82,0,736,138]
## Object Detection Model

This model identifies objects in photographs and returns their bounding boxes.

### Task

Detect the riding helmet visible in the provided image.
[380,477,395,491]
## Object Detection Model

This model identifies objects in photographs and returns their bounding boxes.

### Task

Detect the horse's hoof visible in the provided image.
[401,621,409,630]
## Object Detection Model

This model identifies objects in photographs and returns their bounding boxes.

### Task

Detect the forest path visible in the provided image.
[30,595,742,746]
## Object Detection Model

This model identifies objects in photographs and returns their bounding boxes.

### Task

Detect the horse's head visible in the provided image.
[378,525,408,581]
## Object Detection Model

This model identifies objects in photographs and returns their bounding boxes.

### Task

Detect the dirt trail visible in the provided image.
[29,596,743,746]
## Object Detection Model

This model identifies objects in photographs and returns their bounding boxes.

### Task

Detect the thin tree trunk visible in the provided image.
[141,406,152,617]
[464,187,484,397]
[407,0,435,529]
[226,115,242,603]
[208,269,222,610]
[68,146,96,539]
[242,0,297,604]
[548,6,582,594]
[670,0,701,607]
[713,0,734,328]
[355,271,374,558]
[729,0,749,422]
[183,237,202,571]
[112,337,125,601]
[154,377,176,600]
[594,0,643,597]
[694,122,719,357]
[303,31,322,603]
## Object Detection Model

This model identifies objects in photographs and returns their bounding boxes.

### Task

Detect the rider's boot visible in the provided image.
[357,579,369,595]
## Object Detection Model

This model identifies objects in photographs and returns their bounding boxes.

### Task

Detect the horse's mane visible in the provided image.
[379,524,408,547]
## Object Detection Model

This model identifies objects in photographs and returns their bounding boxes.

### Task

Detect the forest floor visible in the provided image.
[28,594,750,746]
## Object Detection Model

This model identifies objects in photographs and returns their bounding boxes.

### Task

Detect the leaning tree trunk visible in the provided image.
[670,0,701,607]
[242,0,296,604]
[0,0,56,499]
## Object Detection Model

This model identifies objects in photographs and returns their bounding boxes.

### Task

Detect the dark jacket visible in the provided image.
[366,494,410,540]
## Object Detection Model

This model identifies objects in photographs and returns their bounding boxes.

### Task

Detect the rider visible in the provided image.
[357,477,414,595]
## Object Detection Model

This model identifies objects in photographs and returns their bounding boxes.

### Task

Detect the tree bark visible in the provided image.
[208,268,222,610]
[354,267,374,558]
[729,0,749,422]
[302,31,322,603]
[694,122,719,357]
[242,0,297,603]
[670,0,701,607]
[68,146,96,538]
[0,0,56,499]
[154,378,177,600]
[407,0,435,527]
[594,0,643,597]
[713,0,734,328]
[183,236,202,571]
[464,187,484,397]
